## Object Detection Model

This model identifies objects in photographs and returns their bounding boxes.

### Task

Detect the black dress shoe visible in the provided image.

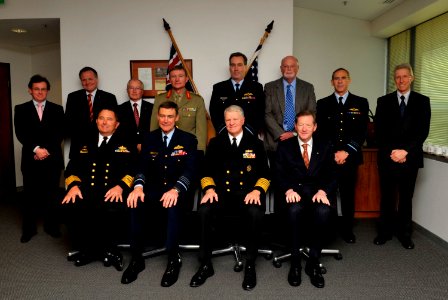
[190,263,214,287]
[121,257,145,284]
[305,261,325,288]
[373,234,392,245]
[74,252,94,267]
[104,250,124,271]
[399,237,415,249]
[342,232,356,244]
[20,231,37,243]
[288,265,302,287]
[161,253,182,287]
[242,262,256,291]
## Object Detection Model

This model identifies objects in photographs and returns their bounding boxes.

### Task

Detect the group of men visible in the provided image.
[14,52,430,291]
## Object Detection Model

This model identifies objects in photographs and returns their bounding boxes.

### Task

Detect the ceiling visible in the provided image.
[0,18,60,48]
[294,0,407,21]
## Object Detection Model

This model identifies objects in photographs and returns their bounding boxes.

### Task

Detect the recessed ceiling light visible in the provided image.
[11,28,27,34]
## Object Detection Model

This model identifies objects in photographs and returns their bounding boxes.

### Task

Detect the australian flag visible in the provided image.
[165,44,194,91]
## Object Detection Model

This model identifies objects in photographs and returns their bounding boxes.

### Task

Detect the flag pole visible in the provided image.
[163,18,199,94]
[244,20,274,78]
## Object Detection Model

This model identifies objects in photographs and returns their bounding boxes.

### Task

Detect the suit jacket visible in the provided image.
[275,137,337,208]
[264,77,316,151]
[316,92,369,165]
[64,129,137,199]
[151,90,207,152]
[135,128,198,198]
[14,100,64,174]
[375,90,430,169]
[201,130,270,197]
[65,89,117,159]
[117,100,153,147]
[209,79,265,135]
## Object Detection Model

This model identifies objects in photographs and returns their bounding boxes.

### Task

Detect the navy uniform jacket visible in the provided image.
[14,100,64,174]
[316,92,369,165]
[275,137,337,208]
[209,79,265,135]
[375,91,430,169]
[134,128,198,200]
[65,89,117,159]
[201,130,270,198]
[117,100,153,147]
[64,130,136,202]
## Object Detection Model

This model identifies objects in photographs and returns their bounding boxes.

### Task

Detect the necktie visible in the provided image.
[163,135,168,148]
[338,96,344,108]
[99,136,108,150]
[235,83,240,92]
[400,95,406,117]
[37,102,43,121]
[302,143,310,169]
[232,137,237,149]
[284,84,295,131]
[88,94,93,121]
[133,103,140,127]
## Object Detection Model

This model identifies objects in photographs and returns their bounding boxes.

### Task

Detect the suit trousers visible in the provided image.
[335,162,358,232]
[287,197,333,260]
[197,191,265,263]
[378,164,418,238]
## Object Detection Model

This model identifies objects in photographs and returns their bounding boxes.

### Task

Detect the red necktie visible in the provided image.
[88,94,93,121]
[302,143,310,169]
[133,103,140,127]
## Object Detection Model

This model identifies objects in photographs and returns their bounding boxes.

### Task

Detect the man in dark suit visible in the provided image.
[190,105,270,291]
[122,101,197,287]
[275,110,337,288]
[316,68,369,243]
[65,66,117,159]
[264,55,316,154]
[14,74,65,243]
[62,107,136,271]
[374,63,431,250]
[209,52,265,136]
[117,79,153,152]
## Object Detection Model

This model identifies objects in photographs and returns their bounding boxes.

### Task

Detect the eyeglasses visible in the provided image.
[128,87,143,91]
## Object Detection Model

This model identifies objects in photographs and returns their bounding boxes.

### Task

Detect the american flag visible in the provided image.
[165,44,193,91]
[245,43,261,82]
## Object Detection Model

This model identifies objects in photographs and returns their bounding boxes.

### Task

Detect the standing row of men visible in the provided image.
[14,53,430,290]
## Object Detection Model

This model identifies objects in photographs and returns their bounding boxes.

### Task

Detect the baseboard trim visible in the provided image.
[414,221,448,250]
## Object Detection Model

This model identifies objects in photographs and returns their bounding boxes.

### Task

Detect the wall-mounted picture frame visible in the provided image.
[130,59,193,98]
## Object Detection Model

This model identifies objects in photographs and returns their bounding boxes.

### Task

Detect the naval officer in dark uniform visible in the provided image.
[62,106,136,271]
[122,101,198,287]
[190,105,270,291]
[316,68,369,243]
[209,52,265,136]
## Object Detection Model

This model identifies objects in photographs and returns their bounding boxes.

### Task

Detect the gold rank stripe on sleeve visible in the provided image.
[255,178,270,193]
[65,175,81,187]
[201,177,216,190]
[121,175,134,188]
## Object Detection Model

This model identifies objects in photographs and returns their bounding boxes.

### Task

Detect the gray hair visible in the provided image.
[224,105,245,117]
[394,63,414,77]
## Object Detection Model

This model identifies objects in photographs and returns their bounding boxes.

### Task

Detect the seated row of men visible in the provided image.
[60,101,335,290]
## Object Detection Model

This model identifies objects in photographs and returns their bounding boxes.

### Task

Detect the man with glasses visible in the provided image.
[118,79,153,152]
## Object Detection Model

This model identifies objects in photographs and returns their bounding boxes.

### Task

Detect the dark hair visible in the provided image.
[158,101,179,115]
[295,110,316,124]
[331,68,350,80]
[28,74,50,90]
[97,105,119,121]
[229,52,247,65]
[79,66,98,79]
[168,65,186,75]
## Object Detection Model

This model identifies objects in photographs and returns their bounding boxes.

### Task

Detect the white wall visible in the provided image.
[293,7,386,111]
[413,158,448,242]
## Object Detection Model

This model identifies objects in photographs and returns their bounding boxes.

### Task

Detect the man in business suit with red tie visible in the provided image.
[65,66,117,159]
[275,110,337,288]
[374,63,431,249]
[117,79,153,152]
[316,68,369,243]
[14,74,65,243]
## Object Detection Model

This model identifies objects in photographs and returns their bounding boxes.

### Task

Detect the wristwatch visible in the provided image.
[173,187,181,194]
